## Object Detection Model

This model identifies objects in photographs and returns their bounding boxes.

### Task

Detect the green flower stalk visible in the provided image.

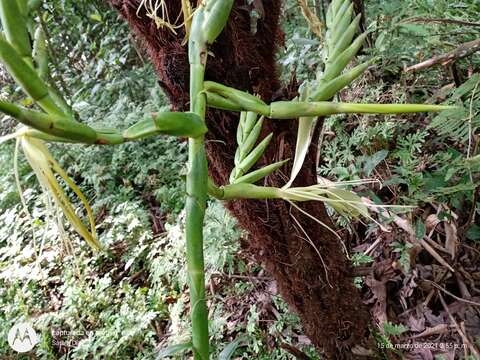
[268,100,453,119]
[0,100,98,142]
[204,81,454,117]
[185,1,233,359]
[0,101,208,145]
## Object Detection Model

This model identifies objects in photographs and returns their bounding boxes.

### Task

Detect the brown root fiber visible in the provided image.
[107,0,375,357]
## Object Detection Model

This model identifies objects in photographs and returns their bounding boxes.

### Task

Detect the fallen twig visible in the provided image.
[410,324,449,339]
[402,17,480,28]
[438,292,480,359]
[405,39,480,72]
[425,280,480,307]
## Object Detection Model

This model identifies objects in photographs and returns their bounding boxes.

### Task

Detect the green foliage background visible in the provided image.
[0,0,479,358]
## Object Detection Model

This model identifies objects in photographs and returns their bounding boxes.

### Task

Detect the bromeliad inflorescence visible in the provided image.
[0,0,455,358]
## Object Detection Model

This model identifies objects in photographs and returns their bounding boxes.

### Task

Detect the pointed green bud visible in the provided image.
[330,14,361,60]
[123,112,207,140]
[324,32,367,81]
[311,60,373,101]
[236,111,246,145]
[236,133,273,178]
[203,0,234,44]
[204,81,270,115]
[243,111,258,136]
[233,159,289,184]
[331,3,354,46]
[239,116,264,160]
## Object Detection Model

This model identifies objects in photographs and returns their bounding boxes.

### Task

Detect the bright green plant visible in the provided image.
[0,0,454,358]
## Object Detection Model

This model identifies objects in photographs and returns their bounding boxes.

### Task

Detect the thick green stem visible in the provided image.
[0,101,205,145]
[204,84,455,117]
[186,135,209,360]
[0,100,97,142]
[184,2,233,357]
[269,101,454,118]
[186,25,209,360]
[208,181,282,200]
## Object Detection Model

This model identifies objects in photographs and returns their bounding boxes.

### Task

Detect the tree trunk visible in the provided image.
[108,1,374,357]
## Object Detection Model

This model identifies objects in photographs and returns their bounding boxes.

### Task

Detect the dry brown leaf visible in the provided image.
[406,314,426,333]
[425,214,440,232]
[444,221,458,259]
[410,324,449,338]
[365,276,388,327]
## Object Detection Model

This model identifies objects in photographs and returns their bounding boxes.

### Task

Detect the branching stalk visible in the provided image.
[184,1,233,358]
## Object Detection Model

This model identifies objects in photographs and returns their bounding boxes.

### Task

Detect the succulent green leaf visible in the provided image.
[0,36,64,116]
[0,0,31,60]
